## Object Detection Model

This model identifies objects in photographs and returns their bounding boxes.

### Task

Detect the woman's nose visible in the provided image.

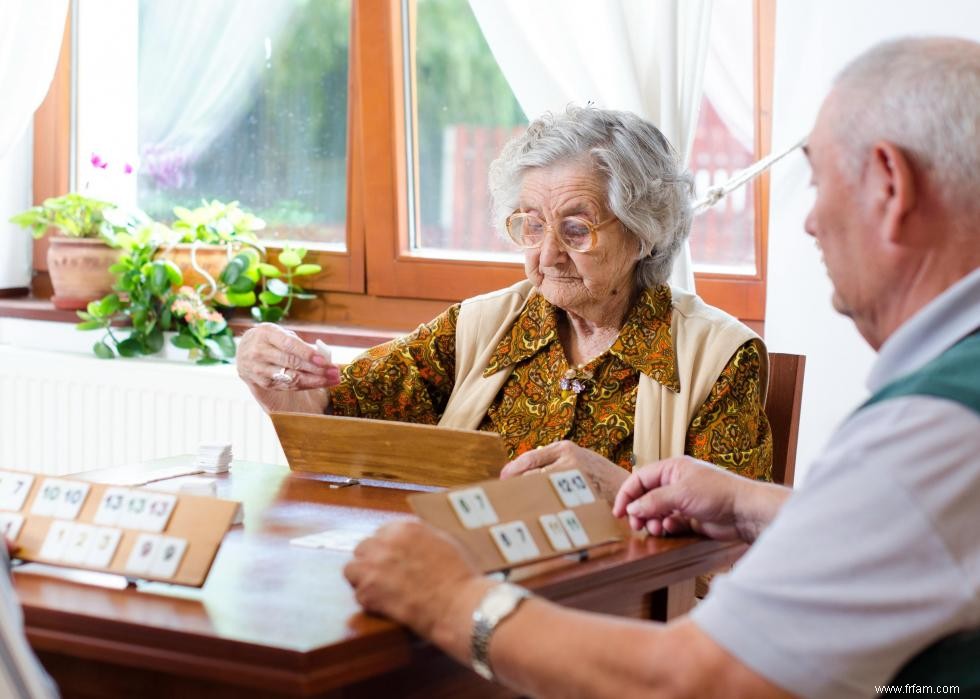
[538,227,567,266]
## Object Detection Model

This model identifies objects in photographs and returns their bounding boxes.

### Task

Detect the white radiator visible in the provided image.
[0,318,292,475]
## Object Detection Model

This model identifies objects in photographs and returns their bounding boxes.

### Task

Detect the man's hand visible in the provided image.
[612,457,775,542]
[344,520,489,644]
[500,441,628,505]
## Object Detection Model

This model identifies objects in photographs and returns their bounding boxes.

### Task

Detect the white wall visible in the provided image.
[0,126,33,291]
[766,1,980,483]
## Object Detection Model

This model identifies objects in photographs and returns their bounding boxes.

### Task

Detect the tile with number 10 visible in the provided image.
[30,479,91,520]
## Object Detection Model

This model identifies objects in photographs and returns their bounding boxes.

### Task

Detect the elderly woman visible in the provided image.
[237,106,771,501]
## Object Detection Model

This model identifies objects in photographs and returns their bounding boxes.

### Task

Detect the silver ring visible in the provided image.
[271,367,293,385]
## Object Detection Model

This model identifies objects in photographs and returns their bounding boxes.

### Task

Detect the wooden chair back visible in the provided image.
[765,353,806,486]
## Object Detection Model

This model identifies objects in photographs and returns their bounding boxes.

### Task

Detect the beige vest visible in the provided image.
[438,280,766,466]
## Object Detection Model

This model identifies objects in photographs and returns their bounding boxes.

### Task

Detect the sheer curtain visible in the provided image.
[137,0,296,185]
[468,0,713,291]
[702,0,753,149]
[0,0,70,291]
[0,0,69,157]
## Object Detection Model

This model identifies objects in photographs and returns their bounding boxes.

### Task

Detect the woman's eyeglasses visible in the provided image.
[504,211,617,253]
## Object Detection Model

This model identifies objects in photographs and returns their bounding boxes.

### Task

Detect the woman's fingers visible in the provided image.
[239,325,336,391]
[500,443,561,478]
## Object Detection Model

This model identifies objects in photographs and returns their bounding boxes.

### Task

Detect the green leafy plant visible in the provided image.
[220,245,321,323]
[171,199,266,245]
[74,201,322,364]
[76,222,235,364]
[8,193,116,240]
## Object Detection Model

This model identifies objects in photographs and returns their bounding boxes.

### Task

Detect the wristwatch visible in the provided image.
[470,583,532,681]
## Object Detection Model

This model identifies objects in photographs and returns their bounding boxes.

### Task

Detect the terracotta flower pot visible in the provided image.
[154,243,235,301]
[46,237,120,310]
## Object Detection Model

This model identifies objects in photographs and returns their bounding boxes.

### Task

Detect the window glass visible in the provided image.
[411,0,527,258]
[688,99,756,275]
[688,0,756,275]
[135,0,350,247]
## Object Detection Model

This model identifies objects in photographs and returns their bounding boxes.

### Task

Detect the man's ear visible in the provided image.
[865,140,916,243]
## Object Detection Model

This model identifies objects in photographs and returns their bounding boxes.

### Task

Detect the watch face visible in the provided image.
[482,584,525,623]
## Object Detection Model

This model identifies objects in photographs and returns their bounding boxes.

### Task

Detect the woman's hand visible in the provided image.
[237,324,341,413]
[500,441,629,505]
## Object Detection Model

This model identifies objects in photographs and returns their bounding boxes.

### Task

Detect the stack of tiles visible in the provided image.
[196,444,232,474]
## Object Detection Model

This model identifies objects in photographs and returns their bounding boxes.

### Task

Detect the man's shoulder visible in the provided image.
[863,332,980,415]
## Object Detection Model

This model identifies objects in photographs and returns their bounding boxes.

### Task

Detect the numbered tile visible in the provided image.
[565,469,595,504]
[0,513,25,541]
[55,481,91,520]
[489,521,540,564]
[448,487,499,529]
[549,469,594,507]
[557,510,590,548]
[141,493,177,533]
[85,528,122,568]
[0,471,35,512]
[124,534,161,576]
[93,487,130,526]
[39,520,73,561]
[538,513,572,551]
[118,492,152,530]
[31,479,70,517]
[62,523,97,566]
[148,536,188,579]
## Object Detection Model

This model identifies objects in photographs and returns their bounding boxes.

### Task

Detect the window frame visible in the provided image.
[34,0,775,328]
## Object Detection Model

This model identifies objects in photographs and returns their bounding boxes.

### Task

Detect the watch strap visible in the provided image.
[470,583,531,681]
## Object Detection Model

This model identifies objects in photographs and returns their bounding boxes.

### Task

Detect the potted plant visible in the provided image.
[8,192,121,309]
[76,203,322,364]
[156,199,267,292]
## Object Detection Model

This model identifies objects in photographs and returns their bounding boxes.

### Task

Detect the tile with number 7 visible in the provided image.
[448,487,498,529]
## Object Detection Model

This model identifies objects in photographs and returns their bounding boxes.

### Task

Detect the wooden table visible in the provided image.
[14,462,745,698]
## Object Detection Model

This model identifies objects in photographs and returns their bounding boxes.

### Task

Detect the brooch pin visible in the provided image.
[559,367,594,394]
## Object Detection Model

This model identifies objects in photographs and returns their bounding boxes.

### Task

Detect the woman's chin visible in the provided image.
[538,280,588,310]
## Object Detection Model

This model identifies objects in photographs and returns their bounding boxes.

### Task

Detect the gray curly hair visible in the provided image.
[488,105,694,288]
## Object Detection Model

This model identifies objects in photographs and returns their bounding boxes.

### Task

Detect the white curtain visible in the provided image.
[137,0,296,182]
[702,0,753,149]
[0,0,69,158]
[0,0,70,291]
[468,0,714,291]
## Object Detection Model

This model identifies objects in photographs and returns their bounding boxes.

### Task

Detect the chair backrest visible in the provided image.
[764,353,806,486]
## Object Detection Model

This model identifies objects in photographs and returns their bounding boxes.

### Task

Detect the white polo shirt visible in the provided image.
[691,268,980,699]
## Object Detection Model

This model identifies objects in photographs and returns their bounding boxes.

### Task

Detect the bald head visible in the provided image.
[828,37,980,220]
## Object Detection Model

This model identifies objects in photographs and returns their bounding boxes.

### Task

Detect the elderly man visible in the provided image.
[344,36,980,699]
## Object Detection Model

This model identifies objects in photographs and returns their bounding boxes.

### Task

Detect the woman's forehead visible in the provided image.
[518,162,606,211]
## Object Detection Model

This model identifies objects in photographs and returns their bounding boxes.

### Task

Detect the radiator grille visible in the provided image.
[0,345,286,475]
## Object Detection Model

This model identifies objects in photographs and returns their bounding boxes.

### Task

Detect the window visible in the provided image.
[411,0,526,259]
[73,0,360,292]
[38,0,773,325]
